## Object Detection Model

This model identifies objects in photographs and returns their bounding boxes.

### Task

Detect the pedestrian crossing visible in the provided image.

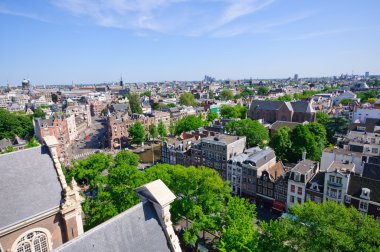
[73,150,103,160]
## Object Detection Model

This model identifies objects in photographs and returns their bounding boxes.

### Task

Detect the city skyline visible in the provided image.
[0,0,379,84]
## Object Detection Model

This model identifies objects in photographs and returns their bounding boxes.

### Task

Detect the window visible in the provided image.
[336,177,342,185]
[297,187,302,195]
[359,201,368,212]
[329,175,335,183]
[297,197,302,204]
[258,180,262,185]
[12,229,51,252]
[345,195,351,204]
[291,185,295,193]
[290,195,295,203]
[372,148,378,154]
[294,173,300,182]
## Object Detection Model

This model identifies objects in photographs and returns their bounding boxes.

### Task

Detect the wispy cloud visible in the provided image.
[211,11,313,37]
[0,5,48,22]
[53,0,277,36]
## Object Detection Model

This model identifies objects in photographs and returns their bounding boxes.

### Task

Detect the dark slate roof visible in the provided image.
[362,163,380,180]
[347,174,380,202]
[251,100,284,111]
[54,202,171,252]
[110,103,129,113]
[0,146,62,231]
[290,101,311,113]
[270,121,301,131]
[307,172,325,192]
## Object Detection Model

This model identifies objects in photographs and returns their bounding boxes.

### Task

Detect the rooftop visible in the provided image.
[292,159,317,174]
[202,134,245,145]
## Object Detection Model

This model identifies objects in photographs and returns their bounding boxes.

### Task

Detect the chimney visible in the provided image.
[302,151,306,160]
[135,179,181,252]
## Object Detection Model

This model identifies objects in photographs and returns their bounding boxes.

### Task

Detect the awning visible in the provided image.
[272,200,286,212]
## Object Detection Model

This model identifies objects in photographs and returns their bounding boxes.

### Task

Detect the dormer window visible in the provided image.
[360,188,371,200]
[294,173,301,182]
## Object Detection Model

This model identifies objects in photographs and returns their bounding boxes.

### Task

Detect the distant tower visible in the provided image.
[120,75,124,88]
[22,79,31,90]
[294,74,298,81]
[365,72,369,79]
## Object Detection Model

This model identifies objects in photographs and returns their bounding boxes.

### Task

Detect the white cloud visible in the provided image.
[53,0,279,36]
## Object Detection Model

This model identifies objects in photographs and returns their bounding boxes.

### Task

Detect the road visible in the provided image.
[70,116,108,161]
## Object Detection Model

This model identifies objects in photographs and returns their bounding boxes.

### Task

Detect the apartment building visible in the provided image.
[287,160,319,210]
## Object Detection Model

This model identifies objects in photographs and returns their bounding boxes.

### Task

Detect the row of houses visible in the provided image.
[161,126,380,221]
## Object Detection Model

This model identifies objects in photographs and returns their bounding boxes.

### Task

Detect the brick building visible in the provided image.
[0,136,83,252]
[249,100,316,123]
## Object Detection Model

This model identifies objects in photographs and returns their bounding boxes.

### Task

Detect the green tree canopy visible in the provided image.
[179,92,197,106]
[257,86,269,95]
[290,124,321,161]
[260,201,380,252]
[218,197,258,252]
[220,89,234,101]
[340,98,352,105]
[220,104,248,119]
[206,111,219,123]
[129,121,146,144]
[270,127,292,162]
[157,119,167,138]
[0,109,34,140]
[175,115,204,135]
[33,107,46,118]
[140,91,152,97]
[225,118,269,148]
[149,123,158,140]
[316,111,329,125]
[169,119,175,136]
[128,92,143,114]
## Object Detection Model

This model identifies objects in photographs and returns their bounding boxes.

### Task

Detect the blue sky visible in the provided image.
[0,0,379,85]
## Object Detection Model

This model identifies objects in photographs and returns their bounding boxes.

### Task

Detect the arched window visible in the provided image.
[12,229,52,252]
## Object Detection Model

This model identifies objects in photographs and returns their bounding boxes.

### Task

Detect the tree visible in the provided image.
[290,124,321,161]
[149,123,158,140]
[316,112,329,125]
[218,197,259,252]
[276,94,292,101]
[357,90,378,103]
[169,119,175,136]
[225,119,269,148]
[179,92,197,106]
[340,98,352,105]
[220,89,234,101]
[257,86,269,95]
[128,92,143,114]
[140,91,152,97]
[175,115,204,135]
[270,127,292,163]
[307,122,327,151]
[220,104,247,119]
[206,112,219,123]
[324,117,349,143]
[260,201,380,252]
[114,151,139,167]
[33,107,46,118]
[129,121,146,145]
[144,164,231,250]
[0,109,34,140]
[241,88,254,98]
[157,119,167,138]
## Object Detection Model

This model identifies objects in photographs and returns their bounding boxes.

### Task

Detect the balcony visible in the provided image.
[328,181,343,187]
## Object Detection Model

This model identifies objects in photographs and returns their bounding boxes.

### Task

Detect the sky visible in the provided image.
[0,0,379,85]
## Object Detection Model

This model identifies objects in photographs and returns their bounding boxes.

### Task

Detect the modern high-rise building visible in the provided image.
[365,72,369,79]
[294,74,298,81]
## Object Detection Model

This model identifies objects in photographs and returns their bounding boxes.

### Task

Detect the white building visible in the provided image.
[323,161,355,203]
[352,109,380,123]
[287,159,318,209]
